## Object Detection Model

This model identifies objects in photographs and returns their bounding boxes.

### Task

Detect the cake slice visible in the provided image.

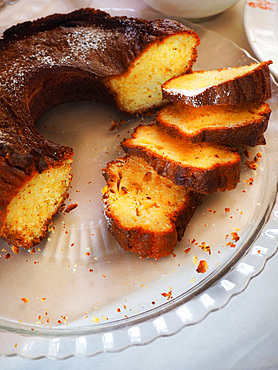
[102,156,202,259]
[156,102,271,146]
[162,61,272,107]
[0,155,73,249]
[121,124,241,194]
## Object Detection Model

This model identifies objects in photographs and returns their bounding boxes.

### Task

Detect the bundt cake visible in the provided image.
[156,102,271,146]
[162,61,272,107]
[0,8,200,248]
[102,156,202,259]
[121,124,241,194]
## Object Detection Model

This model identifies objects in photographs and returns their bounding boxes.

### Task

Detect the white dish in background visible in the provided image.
[143,0,240,21]
[0,2,277,359]
[244,0,278,79]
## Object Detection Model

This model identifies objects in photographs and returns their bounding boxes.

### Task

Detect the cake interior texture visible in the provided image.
[106,33,199,113]
[0,160,72,248]
[104,156,190,232]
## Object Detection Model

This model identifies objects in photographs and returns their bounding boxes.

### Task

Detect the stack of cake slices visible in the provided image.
[102,60,273,259]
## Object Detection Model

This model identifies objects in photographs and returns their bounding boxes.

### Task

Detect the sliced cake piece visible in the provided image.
[102,156,202,259]
[121,124,241,194]
[156,102,271,146]
[162,61,272,107]
[0,158,73,249]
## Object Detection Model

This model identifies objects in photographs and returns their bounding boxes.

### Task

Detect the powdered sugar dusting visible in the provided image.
[0,26,128,98]
[166,86,209,97]
[66,28,119,56]
[165,85,232,106]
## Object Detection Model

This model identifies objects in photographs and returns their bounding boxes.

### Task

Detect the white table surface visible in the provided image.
[0,0,278,368]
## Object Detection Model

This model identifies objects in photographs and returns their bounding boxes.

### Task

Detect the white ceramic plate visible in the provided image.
[244,0,278,79]
[0,1,277,359]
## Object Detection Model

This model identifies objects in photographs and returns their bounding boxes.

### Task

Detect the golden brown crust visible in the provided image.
[102,213,179,259]
[121,125,241,194]
[162,61,272,107]
[156,102,271,147]
[102,156,202,259]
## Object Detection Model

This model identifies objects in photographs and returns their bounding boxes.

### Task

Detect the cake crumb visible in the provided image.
[208,208,216,213]
[244,177,254,185]
[243,147,251,158]
[201,243,211,255]
[231,232,240,242]
[64,203,78,213]
[161,290,173,300]
[245,151,262,170]
[226,241,236,248]
[193,255,198,265]
[11,246,19,254]
[196,260,208,273]
[109,118,126,131]
[245,160,258,170]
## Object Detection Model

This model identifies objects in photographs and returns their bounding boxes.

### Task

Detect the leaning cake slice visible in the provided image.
[121,124,241,194]
[102,156,202,259]
[162,61,272,107]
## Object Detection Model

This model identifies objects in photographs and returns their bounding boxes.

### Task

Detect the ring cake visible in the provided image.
[0,8,200,248]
